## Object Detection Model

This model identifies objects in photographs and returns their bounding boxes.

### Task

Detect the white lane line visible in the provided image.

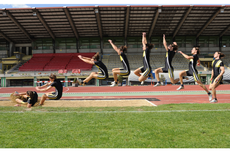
[1,109,230,114]
[145,99,157,106]
[64,87,69,93]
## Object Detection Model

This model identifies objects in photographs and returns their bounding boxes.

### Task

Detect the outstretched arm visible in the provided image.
[178,51,194,60]
[81,56,91,60]
[163,34,168,51]
[108,40,121,55]
[38,82,52,89]
[36,85,52,92]
[14,92,26,96]
[142,32,147,50]
[78,55,94,65]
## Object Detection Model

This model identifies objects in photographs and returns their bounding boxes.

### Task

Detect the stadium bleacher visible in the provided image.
[19,53,96,71]
[222,54,230,69]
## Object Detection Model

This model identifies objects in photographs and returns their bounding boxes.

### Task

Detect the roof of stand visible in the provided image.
[0,5,230,43]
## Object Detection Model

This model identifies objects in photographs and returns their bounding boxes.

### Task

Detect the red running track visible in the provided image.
[1,85,230,105]
[1,84,230,93]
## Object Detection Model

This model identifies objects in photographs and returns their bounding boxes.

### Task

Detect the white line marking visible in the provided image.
[1,109,230,114]
[145,99,157,106]
[64,87,69,93]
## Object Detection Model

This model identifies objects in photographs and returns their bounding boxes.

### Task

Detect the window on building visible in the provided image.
[175,36,186,47]
[28,47,32,55]
[103,37,125,49]
[208,36,219,47]
[22,47,26,55]
[221,36,230,47]
[199,36,209,47]
[151,37,162,48]
[127,37,142,48]
[185,36,196,48]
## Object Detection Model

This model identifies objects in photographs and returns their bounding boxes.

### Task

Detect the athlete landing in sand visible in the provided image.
[36,74,63,105]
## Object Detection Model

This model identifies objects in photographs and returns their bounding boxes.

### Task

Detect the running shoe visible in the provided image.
[141,81,144,85]
[154,83,161,87]
[177,85,184,90]
[78,79,82,85]
[208,94,212,101]
[110,83,118,87]
[111,81,115,85]
[210,99,218,103]
[14,91,19,96]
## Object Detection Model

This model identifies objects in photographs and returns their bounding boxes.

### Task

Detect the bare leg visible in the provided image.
[40,93,48,105]
[83,72,97,83]
[172,78,180,84]
[134,68,142,77]
[170,77,179,84]
[138,75,148,82]
[15,99,24,104]
[154,68,163,82]
[179,71,187,85]
[112,69,121,82]
[209,82,220,100]
[197,80,209,94]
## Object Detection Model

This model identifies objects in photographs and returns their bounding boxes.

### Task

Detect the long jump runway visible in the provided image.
[0,85,230,107]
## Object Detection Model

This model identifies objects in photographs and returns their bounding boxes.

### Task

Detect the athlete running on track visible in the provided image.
[209,52,225,103]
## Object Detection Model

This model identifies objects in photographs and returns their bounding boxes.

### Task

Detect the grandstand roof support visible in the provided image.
[173,5,193,38]
[63,7,79,39]
[0,31,12,43]
[124,5,130,39]
[5,11,32,41]
[33,8,55,40]
[148,7,160,39]
[95,6,103,39]
[219,24,230,38]
[219,36,222,52]
[196,7,223,38]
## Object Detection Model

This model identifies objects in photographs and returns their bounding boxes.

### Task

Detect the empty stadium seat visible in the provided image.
[19,53,96,71]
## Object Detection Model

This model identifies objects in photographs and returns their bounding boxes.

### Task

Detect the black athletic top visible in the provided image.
[94,60,108,77]
[189,54,199,72]
[27,91,38,106]
[120,52,130,71]
[212,59,224,78]
[165,49,176,68]
[143,47,151,70]
[51,79,63,99]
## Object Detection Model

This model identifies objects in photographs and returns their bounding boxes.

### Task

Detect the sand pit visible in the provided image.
[0,99,155,107]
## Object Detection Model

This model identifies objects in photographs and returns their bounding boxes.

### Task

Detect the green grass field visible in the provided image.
[1,103,230,148]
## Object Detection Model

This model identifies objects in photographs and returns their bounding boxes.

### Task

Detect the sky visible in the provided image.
[0,0,230,9]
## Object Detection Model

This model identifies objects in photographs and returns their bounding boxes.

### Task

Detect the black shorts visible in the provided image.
[29,92,38,106]
[211,76,223,85]
[119,68,130,76]
[185,69,200,82]
[22,93,38,106]
[139,66,151,77]
[97,72,108,80]
[161,67,174,78]
[47,92,61,100]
